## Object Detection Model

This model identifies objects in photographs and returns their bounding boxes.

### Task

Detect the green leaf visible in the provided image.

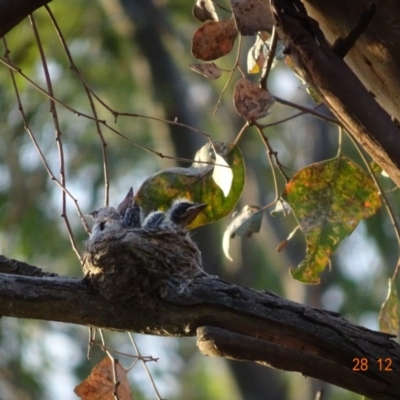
[282,155,381,283]
[136,142,245,229]
[212,153,233,197]
[379,278,399,334]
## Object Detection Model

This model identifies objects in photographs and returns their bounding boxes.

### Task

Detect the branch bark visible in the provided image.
[271,0,400,186]
[1,255,399,399]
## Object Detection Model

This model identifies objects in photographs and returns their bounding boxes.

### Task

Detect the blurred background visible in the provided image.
[0,1,398,399]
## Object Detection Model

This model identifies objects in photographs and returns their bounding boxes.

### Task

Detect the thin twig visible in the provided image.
[87,327,96,359]
[259,26,277,90]
[255,122,290,183]
[29,14,82,260]
[273,95,340,125]
[347,129,400,281]
[232,122,249,146]
[98,331,120,400]
[128,333,165,400]
[213,34,243,116]
[0,56,215,166]
[2,38,91,242]
[259,103,324,129]
[45,5,111,205]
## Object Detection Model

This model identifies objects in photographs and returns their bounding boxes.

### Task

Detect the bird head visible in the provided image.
[89,207,124,239]
[169,199,207,227]
[117,187,134,215]
[117,187,142,228]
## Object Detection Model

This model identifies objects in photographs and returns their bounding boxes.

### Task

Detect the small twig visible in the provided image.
[259,26,277,90]
[87,327,96,359]
[29,14,82,260]
[213,34,243,116]
[258,103,325,128]
[128,333,165,400]
[2,38,91,243]
[0,56,214,167]
[97,330,121,400]
[273,95,340,125]
[45,5,111,205]
[347,129,400,281]
[255,122,290,183]
[232,122,249,146]
[90,340,157,363]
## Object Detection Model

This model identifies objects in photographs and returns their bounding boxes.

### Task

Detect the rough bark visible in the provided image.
[303,0,400,125]
[0,255,399,400]
[271,0,400,187]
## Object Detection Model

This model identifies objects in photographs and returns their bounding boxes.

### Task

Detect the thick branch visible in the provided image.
[272,0,400,186]
[0,0,52,38]
[0,256,399,399]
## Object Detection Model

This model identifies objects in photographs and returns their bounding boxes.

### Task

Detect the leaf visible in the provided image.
[212,153,233,196]
[247,33,269,74]
[223,205,262,261]
[192,19,238,61]
[231,0,274,35]
[247,34,286,74]
[189,62,222,79]
[282,155,381,284]
[136,142,245,229]
[270,199,292,217]
[379,278,399,334]
[74,357,132,400]
[234,78,275,122]
[192,0,218,22]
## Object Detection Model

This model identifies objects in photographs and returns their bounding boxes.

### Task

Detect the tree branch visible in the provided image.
[271,0,400,187]
[0,255,399,399]
[0,0,52,38]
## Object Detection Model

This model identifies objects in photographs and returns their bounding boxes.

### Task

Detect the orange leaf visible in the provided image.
[74,357,132,400]
[192,19,238,61]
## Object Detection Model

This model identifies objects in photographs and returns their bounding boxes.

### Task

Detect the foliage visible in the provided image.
[0,1,399,400]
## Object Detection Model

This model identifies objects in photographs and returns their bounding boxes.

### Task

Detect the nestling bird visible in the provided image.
[88,205,126,243]
[88,187,141,242]
[116,187,142,228]
[83,194,208,303]
[143,199,207,230]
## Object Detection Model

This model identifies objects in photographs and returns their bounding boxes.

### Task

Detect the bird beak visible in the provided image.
[89,210,99,219]
[183,203,207,225]
[117,187,134,215]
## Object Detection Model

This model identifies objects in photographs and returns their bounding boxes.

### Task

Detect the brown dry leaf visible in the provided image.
[233,78,275,121]
[189,62,222,79]
[74,357,132,400]
[193,0,218,22]
[231,0,274,35]
[192,19,238,61]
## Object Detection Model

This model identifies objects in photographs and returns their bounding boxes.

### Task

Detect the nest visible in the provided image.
[82,227,204,303]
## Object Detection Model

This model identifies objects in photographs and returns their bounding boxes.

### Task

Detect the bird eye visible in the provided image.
[99,221,106,231]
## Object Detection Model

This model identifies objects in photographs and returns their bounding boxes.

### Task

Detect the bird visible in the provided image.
[83,195,208,303]
[88,206,124,241]
[143,199,207,230]
[88,188,142,242]
[116,187,142,228]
